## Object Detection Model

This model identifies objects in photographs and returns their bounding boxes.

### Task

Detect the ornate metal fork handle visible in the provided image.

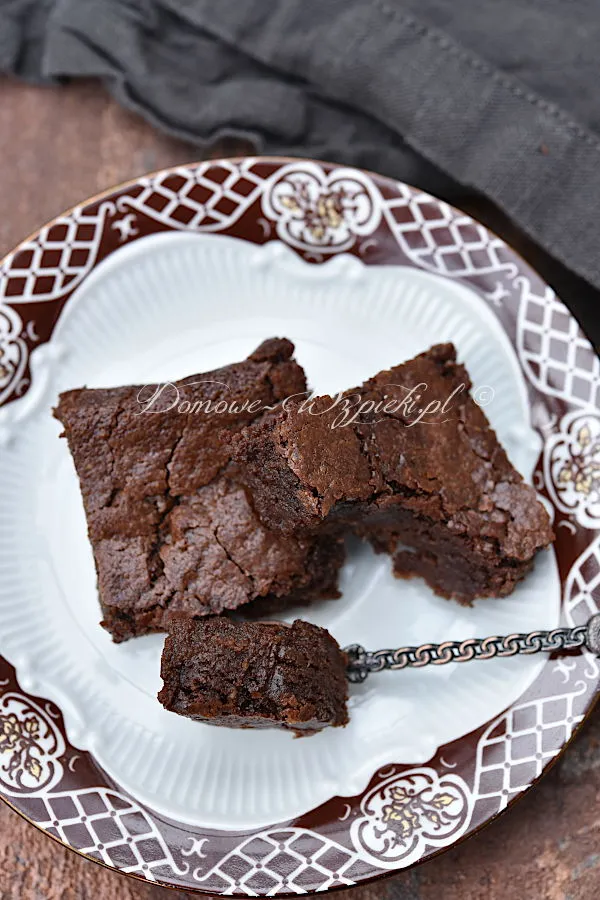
[344,613,600,683]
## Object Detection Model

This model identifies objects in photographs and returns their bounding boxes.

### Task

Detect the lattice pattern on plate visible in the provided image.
[516,279,600,408]
[120,161,266,233]
[0,203,114,304]
[0,161,267,310]
[565,535,600,627]
[193,828,361,895]
[382,185,518,279]
[474,533,600,819]
[30,787,187,881]
[474,677,590,820]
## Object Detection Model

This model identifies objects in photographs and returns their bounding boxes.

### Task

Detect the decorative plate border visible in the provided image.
[1,157,599,895]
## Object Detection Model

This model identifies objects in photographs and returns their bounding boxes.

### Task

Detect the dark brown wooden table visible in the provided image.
[1,77,598,900]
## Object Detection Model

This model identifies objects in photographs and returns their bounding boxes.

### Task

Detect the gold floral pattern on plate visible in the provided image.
[0,693,65,795]
[545,411,600,528]
[262,161,381,252]
[350,768,472,868]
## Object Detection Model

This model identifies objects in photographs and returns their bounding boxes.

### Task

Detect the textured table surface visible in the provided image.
[0,77,599,900]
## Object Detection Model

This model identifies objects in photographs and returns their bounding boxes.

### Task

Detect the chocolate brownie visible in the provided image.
[54,339,344,641]
[158,616,349,734]
[234,344,554,603]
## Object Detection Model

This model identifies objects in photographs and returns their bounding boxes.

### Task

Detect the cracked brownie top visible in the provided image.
[233,343,554,603]
[54,338,344,641]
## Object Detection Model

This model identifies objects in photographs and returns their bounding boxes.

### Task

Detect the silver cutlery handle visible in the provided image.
[344,613,600,683]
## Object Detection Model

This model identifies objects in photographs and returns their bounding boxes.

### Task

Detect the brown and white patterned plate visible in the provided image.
[0,157,599,895]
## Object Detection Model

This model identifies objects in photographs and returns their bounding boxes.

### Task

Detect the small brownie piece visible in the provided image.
[234,344,554,603]
[54,339,344,641]
[158,616,349,734]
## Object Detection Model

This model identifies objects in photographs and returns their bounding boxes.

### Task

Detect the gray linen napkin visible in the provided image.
[2,0,600,344]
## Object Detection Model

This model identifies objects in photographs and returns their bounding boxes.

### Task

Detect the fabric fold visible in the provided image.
[1,0,600,340]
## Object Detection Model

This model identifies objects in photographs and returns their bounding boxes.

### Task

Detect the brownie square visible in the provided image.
[233,343,554,603]
[54,338,344,641]
[158,617,349,734]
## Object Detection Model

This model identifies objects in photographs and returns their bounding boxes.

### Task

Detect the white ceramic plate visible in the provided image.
[0,158,598,895]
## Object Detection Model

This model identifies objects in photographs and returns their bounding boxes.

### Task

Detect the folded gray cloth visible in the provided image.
[2,0,600,343]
